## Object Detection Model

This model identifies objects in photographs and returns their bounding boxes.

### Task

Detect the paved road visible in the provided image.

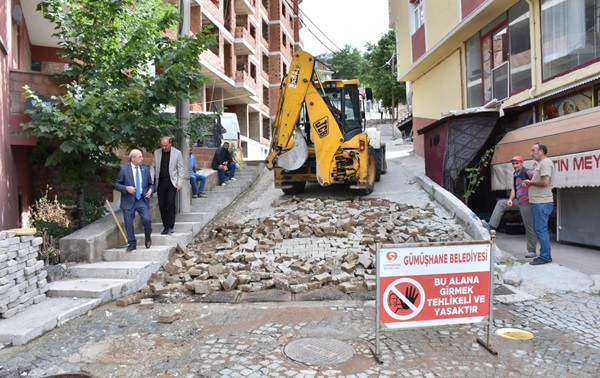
[1,124,599,377]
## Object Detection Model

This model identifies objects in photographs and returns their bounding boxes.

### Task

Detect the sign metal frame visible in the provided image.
[371,234,498,362]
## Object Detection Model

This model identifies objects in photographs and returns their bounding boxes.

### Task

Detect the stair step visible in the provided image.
[48,278,139,302]
[0,297,101,346]
[176,212,217,222]
[151,221,204,234]
[68,261,161,281]
[103,245,174,263]
[138,232,190,246]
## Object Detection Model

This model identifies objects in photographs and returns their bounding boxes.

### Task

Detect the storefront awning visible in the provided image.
[491,107,600,190]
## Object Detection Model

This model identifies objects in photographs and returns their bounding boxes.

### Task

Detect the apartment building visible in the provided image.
[391,0,600,247]
[191,0,303,160]
[0,0,303,230]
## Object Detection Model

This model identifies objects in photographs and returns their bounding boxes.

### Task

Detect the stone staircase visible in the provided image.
[0,164,265,346]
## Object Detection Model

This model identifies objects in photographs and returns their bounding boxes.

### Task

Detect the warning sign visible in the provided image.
[378,243,491,329]
[383,277,425,320]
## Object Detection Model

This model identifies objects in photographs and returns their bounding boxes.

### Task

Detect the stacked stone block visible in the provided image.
[0,230,48,319]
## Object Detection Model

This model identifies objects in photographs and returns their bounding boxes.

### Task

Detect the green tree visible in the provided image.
[362,30,406,108]
[330,44,364,80]
[19,0,214,227]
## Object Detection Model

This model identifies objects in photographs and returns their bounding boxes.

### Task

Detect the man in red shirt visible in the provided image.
[484,155,537,258]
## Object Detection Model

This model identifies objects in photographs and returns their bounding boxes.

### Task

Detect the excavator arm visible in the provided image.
[265,50,315,171]
[265,50,347,186]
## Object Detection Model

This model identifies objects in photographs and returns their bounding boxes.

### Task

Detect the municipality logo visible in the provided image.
[386,251,398,262]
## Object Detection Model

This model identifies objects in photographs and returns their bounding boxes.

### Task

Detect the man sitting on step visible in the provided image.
[211,141,237,186]
[189,148,207,198]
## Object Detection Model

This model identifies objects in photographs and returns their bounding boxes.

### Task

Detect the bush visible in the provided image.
[31,187,73,264]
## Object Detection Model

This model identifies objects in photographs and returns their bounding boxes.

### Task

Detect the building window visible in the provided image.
[509,0,531,93]
[409,0,424,35]
[541,0,600,80]
[262,53,269,74]
[491,26,509,100]
[542,90,592,120]
[465,0,531,105]
[466,34,483,107]
[262,20,269,42]
[263,85,270,107]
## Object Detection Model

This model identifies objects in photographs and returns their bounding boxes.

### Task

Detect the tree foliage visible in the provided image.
[361,30,405,108]
[329,44,364,80]
[19,0,214,226]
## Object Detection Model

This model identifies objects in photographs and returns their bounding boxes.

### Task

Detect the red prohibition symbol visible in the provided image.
[383,277,425,321]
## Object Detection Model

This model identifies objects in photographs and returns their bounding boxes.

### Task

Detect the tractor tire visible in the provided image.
[361,146,376,195]
[375,144,387,182]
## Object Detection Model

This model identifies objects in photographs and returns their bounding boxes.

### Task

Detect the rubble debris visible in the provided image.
[149,197,467,296]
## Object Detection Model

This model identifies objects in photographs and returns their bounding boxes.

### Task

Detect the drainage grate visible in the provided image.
[284,337,354,366]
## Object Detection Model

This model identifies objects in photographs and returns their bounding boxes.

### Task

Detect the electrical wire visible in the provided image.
[283,0,340,54]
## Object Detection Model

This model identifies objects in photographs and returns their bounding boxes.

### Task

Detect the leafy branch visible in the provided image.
[462,146,495,205]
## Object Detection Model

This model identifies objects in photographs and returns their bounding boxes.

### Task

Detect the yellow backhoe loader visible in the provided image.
[265,49,387,195]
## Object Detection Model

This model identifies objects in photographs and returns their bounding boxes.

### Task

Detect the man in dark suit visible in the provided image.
[114,149,154,251]
[151,136,184,235]
[211,142,237,186]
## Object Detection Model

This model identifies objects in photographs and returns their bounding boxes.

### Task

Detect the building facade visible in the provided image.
[391,0,600,247]
[190,0,303,160]
[1,0,303,230]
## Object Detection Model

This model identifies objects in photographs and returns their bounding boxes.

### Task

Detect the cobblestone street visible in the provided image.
[1,126,599,377]
[1,290,599,377]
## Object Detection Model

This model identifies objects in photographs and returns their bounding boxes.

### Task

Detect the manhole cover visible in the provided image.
[495,327,534,340]
[284,337,354,366]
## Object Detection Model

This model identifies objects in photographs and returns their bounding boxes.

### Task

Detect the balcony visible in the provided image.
[201,0,225,28]
[9,70,67,146]
[235,70,257,94]
[234,26,257,55]
[235,0,256,15]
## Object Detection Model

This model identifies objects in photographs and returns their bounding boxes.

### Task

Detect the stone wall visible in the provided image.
[0,230,47,319]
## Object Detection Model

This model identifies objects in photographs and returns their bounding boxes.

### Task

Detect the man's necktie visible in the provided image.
[135,166,142,200]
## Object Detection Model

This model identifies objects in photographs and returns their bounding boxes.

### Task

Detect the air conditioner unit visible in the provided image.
[492,62,510,101]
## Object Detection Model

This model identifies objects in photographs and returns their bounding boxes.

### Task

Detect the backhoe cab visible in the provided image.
[265,50,386,195]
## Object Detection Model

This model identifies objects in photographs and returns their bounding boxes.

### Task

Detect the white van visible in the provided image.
[218,112,241,149]
[190,111,268,161]
[190,111,240,150]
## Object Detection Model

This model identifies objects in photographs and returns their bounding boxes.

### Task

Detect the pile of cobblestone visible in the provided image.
[146,197,467,296]
[0,230,47,319]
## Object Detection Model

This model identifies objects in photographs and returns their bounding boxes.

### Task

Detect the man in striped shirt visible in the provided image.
[485,155,537,258]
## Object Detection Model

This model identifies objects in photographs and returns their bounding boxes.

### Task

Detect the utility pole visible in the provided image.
[178,0,191,213]
[390,53,398,140]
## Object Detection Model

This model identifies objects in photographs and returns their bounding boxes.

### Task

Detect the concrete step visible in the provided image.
[137,232,190,246]
[68,261,161,285]
[177,212,217,223]
[48,278,139,302]
[0,297,101,346]
[190,203,227,213]
[103,245,174,263]
[151,221,204,235]
[193,193,237,204]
